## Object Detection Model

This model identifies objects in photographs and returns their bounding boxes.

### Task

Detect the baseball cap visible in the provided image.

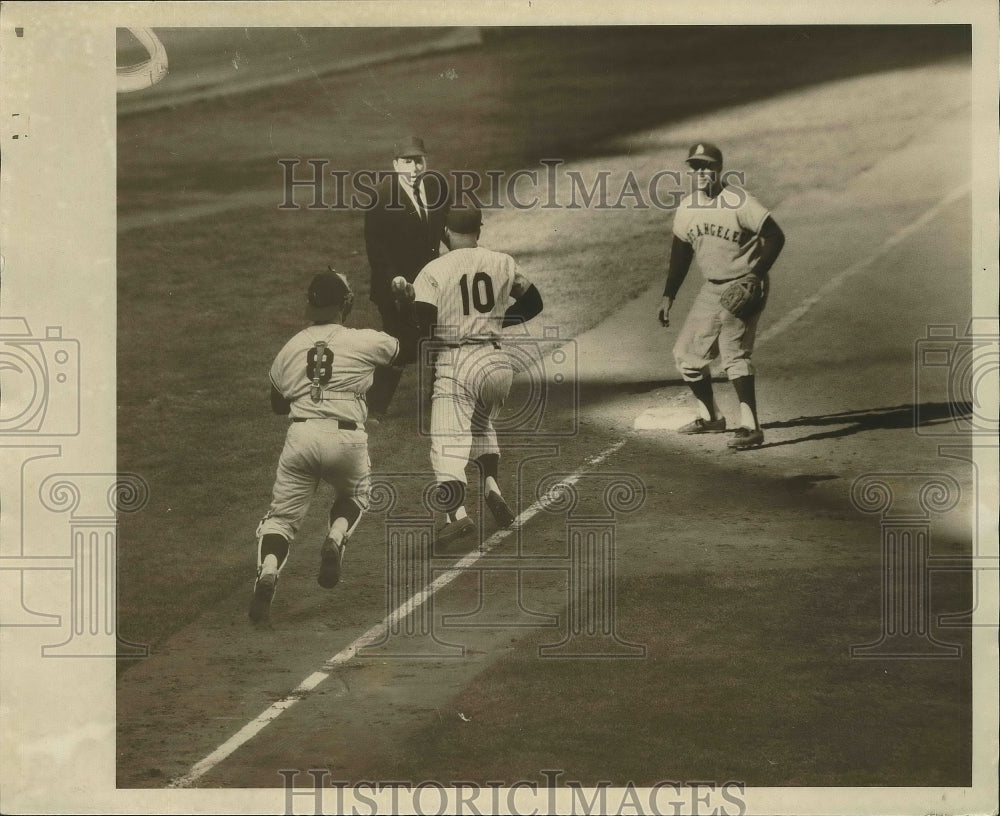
[446,205,483,235]
[685,142,723,166]
[394,136,427,159]
[306,269,355,322]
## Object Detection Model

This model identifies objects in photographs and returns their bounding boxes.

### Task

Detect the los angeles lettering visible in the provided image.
[685,223,743,243]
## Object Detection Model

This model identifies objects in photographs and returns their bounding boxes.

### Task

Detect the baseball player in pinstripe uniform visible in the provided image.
[658,142,785,450]
[250,270,416,625]
[395,205,544,548]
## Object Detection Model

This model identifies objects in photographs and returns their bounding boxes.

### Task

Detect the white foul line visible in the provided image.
[167,438,627,788]
[170,184,970,788]
[756,184,970,348]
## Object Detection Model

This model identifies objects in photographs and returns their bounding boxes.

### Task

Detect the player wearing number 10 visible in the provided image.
[249,270,416,625]
[407,206,544,547]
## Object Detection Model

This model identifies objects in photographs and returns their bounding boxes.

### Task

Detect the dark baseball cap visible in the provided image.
[306,270,354,321]
[394,136,427,159]
[685,142,723,166]
[446,206,483,235]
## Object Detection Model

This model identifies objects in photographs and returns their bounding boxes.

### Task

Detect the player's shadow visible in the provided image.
[758,402,971,449]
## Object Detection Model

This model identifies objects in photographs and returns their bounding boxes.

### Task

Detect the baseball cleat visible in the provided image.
[249,568,277,624]
[677,417,727,434]
[317,537,346,589]
[436,516,475,549]
[728,427,764,450]
[485,490,515,529]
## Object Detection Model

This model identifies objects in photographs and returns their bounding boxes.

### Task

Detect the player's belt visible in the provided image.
[443,340,502,350]
[291,418,358,430]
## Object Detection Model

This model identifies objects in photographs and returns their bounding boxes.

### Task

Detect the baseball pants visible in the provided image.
[429,344,515,484]
[258,420,371,542]
[673,279,764,380]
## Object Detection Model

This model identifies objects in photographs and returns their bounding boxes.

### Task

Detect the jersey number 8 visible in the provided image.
[306,342,334,402]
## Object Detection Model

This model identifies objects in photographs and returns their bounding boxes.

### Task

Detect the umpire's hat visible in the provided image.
[306,269,355,322]
[685,142,723,166]
[393,136,427,159]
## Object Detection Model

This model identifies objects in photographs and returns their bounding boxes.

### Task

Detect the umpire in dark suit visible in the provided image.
[364,136,449,420]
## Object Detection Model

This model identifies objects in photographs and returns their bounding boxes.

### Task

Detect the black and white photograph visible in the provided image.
[1,2,997,814]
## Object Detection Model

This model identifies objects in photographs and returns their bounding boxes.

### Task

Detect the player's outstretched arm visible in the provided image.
[394,315,421,367]
[749,216,785,277]
[502,270,543,328]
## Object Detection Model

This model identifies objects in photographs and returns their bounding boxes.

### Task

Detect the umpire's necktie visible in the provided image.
[413,181,426,221]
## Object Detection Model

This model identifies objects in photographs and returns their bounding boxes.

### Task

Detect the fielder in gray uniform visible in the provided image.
[250,270,415,625]
[396,205,544,548]
[658,142,785,450]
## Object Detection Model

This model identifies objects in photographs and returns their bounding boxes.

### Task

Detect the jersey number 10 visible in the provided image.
[459,272,496,315]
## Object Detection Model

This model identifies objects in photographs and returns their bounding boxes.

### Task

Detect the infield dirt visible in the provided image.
[115,27,978,791]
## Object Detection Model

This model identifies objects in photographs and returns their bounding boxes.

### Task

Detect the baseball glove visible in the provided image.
[720,275,767,321]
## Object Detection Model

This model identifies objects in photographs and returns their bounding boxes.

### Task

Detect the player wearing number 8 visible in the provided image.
[249,270,417,625]
[406,205,544,548]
